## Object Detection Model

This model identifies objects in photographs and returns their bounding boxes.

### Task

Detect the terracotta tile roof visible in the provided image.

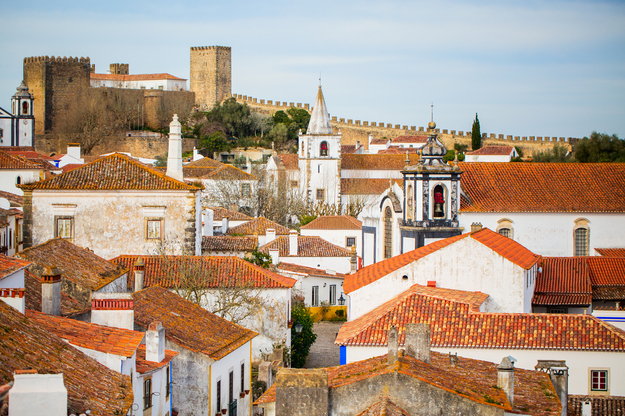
[19,153,200,191]
[209,207,253,221]
[341,178,402,195]
[26,310,144,358]
[410,284,489,312]
[256,352,560,415]
[458,162,625,213]
[24,270,91,317]
[356,398,410,416]
[259,235,352,258]
[341,154,420,170]
[135,344,178,374]
[341,145,357,154]
[300,215,362,230]
[277,262,346,279]
[200,164,257,180]
[466,145,514,156]
[336,290,625,351]
[182,166,217,178]
[0,254,30,280]
[18,238,129,292]
[185,157,224,168]
[0,301,134,416]
[277,154,299,170]
[392,135,428,144]
[378,147,421,154]
[91,72,186,81]
[533,257,625,304]
[227,217,290,236]
[60,163,83,173]
[0,150,42,170]
[369,138,389,145]
[5,149,55,161]
[202,236,258,252]
[112,255,296,289]
[568,395,625,416]
[133,286,256,360]
[345,228,537,294]
[595,248,625,257]
[0,190,23,207]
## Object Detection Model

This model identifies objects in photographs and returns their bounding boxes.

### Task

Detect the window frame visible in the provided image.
[316,188,325,201]
[590,369,609,394]
[166,365,170,398]
[143,377,152,410]
[146,218,163,240]
[320,141,329,156]
[216,379,222,411]
[432,184,446,219]
[329,284,337,306]
[240,362,245,393]
[290,180,299,188]
[346,237,356,248]
[312,286,319,307]
[55,216,73,240]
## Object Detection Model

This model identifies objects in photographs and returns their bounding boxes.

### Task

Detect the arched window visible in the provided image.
[496,218,514,239]
[573,218,590,256]
[384,206,393,259]
[15,176,21,185]
[433,185,445,218]
[320,141,329,156]
[22,101,29,115]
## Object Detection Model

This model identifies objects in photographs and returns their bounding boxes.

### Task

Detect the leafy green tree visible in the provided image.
[471,113,481,150]
[531,144,572,163]
[575,132,625,163]
[246,248,272,269]
[291,299,317,368]
[200,131,231,159]
[443,149,465,162]
[286,107,311,134]
[267,123,289,145]
[208,98,253,138]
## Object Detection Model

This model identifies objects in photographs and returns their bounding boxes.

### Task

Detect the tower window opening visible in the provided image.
[433,185,445,218]
[320,141,328,156]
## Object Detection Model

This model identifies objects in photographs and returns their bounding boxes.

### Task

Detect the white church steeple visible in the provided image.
[307,85,333,135]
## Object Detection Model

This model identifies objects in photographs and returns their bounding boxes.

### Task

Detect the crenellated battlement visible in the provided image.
[24,56,90,64]
[190,46,231,51]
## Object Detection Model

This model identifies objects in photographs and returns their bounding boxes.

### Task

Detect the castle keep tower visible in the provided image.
[190,46,232,110]
[23,56,91,134]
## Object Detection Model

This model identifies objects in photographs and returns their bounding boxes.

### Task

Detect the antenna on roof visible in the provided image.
[319,72,322,87]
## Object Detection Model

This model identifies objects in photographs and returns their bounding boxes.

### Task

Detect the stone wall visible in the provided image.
[190,46,232,110]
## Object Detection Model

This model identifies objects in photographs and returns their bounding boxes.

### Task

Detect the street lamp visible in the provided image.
[294,322,303,334]
[338,294,345,306]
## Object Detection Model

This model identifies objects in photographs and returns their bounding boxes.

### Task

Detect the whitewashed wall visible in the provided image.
[210,341,252,416]
[1,169,40,195]
[278,256,351,274]
[291,274,345,306]
[300,228,361,252]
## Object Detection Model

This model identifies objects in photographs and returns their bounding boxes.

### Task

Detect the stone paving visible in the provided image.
[304,321,345,368]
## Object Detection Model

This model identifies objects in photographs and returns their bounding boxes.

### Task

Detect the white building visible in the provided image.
[0,254,29,313]
[91,71,187,91]
[277,262,346,307]
[464,145,518,162]
[0,81,34,148]
[300,215,362,251]
[0,150,44,196]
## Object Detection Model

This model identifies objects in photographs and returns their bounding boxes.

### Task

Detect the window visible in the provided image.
[229,370,234,404]
[55,217,73,239]
[146,219,162,240]
[497,219,514,239]
[143,378,152,410]
[166,366,170,398]
[346,237,356,248]
[548,307,567,314]
[384,206,393,259]
[22,101,28,115]
[158,85,164,90]
[290,180,299,188]
[241,183,251,198]
[241,363,245,392]
[591,370,608,392]
[312,286,319,306]
[316,188,325,200]
[320,141,328,156]
[575,228,588,256]
[498,228,511,238]
[0,128,3,138]
[15,176,21,185]
[329,284,337,305]
[216,379,221,411]
[433,185,445,218]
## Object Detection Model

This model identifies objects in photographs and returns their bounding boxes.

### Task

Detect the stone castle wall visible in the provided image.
[233,93,576,156]
[190,46,232,110]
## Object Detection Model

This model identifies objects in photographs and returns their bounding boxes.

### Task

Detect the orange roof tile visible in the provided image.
[18,238,129,292]
[595,248,625,257]
[135,344,178,374]
[256,352,560,416]
[202,236,258,252]
[301,215,362,230]
[183,166,217,178]
[0,254,30,279]
[200,164,257,180]
[19,153,200,191]
[259,235,352,258]
[344,228,539,294]
[227,217,290,236]
[341,178,402,195]
[378,147,421,154]
[26,310,144,358]
[0,150,43,170]
[459,162,625,213]
[24,270,91,317]
[392,135,428,144]
[133,287,256,360]
[0,301,133,415]
[340,145,358,154]
[466,145,514,156]
[569,395,625,416]
[185,157,225,168]
[0,190,23,207]
[277,262,346,279]
[112,255,296,289]
[277,154,299,170]
[335,290,625,351]
[60,163,83,173]
[91,72,186,81]
[209,207,253,222]
[369,138,389,145]
[342,154,420,170]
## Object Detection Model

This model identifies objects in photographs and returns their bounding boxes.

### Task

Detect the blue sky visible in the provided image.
[1,0,624,139]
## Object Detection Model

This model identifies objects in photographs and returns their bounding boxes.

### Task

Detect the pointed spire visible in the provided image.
[307,85,333,135]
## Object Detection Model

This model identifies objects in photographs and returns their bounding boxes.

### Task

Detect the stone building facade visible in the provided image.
[190,46,232,110]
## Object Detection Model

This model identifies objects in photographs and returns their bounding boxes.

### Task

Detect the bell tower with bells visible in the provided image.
[399,108,463,251]
[11,81,35,147]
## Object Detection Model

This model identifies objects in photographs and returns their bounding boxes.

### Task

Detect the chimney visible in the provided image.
[222,217,229,234]
[471,222,483,232]
[91,293,134,330]
[535,360,568,416]
[269,249,279,265]
[387,326,398,364]
[404,323,430,364]
[350,246,358,273]
[246,155,252,172]
[427,280,436,287]
[41,266,61,316]
[497,356,515,406]
[146,321,165,363]
[289,230,298,256]
[166,114,183,182]
[66,143,81,161]
[9,371,67,416]
[193,147,202,161]
[134,257,145,292]
[266,228,276,243]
